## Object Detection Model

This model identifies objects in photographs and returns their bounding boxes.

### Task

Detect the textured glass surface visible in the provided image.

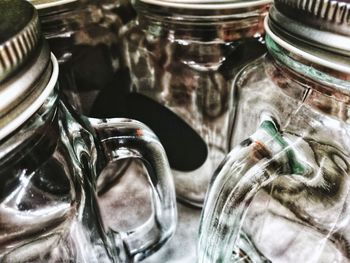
[199,47,350,262]
[37,0,135,115]
[91,3,269,206]
[0,88,176,262]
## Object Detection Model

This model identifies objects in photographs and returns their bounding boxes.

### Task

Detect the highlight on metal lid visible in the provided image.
[269,0,350,56]
[0,0,41,83]
[28,0,77,9]
[138,0,272,9]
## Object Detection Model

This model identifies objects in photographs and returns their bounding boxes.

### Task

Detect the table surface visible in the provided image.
[97,160,202,263]
[143,203,201,263]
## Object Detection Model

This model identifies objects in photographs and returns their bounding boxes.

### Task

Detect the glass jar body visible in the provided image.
[0,84,177,262]
[38,1,125,115]
[199,52,350,262]
[0,91,119,262]
[91,5,269,206]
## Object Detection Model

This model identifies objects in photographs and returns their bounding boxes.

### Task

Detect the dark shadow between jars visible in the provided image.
[91,75,208,172]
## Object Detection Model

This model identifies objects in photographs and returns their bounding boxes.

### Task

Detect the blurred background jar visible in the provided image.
[91,0,272,207]
[98,0,135,24]
[199,0,350,262]
[29,0,135,115]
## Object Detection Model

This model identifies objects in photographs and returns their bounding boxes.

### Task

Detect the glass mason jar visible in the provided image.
[0,1,176,262]
[199,0,350,262]
[98,0,135,24]
[91,0,271,207]
[30,0,134,115]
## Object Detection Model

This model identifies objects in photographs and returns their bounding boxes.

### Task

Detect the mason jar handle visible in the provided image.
[89,118,177,262]
[198,119,307,263]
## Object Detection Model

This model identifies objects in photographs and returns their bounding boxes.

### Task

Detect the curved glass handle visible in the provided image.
[198,119,308,263]
[89,117,177,262]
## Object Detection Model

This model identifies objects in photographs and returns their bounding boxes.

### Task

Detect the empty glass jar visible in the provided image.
[0,1,176,262]
[30,0,134,115]
[92,0,271,206]
[199,0,350,262]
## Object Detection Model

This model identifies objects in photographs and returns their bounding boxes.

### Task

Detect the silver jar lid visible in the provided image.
[0,0,58,140]
[270,0,350,56]
[138,0,272,9]
[0,0,41,83]
[266,0,350,74]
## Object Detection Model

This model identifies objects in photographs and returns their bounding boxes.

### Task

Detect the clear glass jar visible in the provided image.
[31,0,132,115]
[91,0,271,207]
[0,87,178,262]
[0,1,176,261]
[198,0,350,262]
[98,0,135,25]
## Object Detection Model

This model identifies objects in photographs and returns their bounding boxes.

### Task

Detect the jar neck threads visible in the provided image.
[135,1,270,42]
[36,2,104,38]
[265,35,350,123]
[266,34,350,96]
[0,87,58,162]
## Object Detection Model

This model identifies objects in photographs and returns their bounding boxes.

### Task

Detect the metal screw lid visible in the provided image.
[276,0,350,26]
[0,0,41,82]
[269,0,350,56]
[0,0,54,140]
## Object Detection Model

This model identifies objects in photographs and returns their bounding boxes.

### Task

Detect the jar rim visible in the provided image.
[138,0,272,10]
[0,53,59,141]
[265,16,350,75]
